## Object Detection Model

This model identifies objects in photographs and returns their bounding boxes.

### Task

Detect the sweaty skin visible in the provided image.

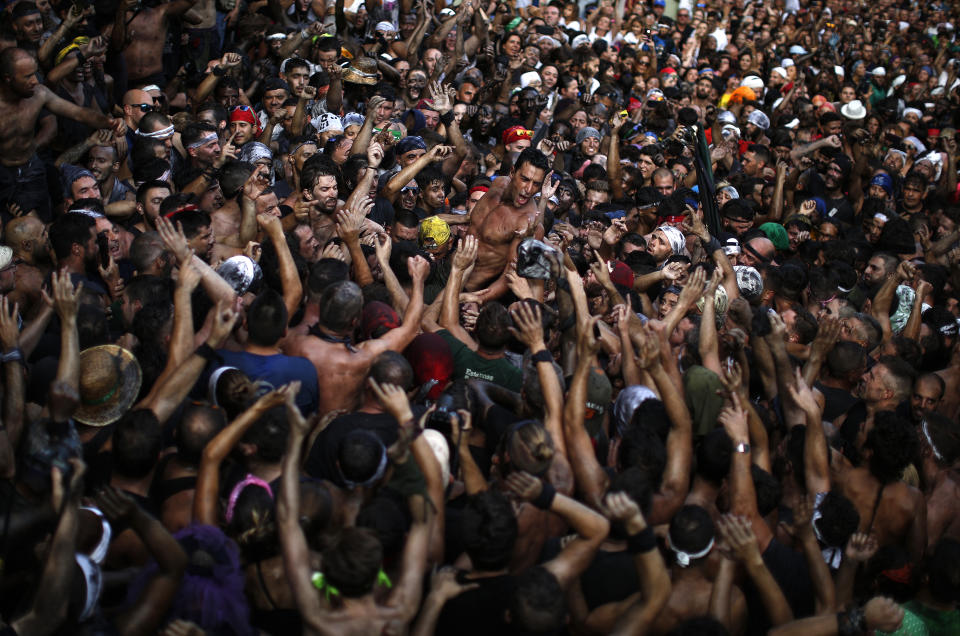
[465,163,546,294]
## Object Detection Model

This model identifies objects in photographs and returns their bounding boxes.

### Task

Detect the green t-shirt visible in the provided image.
[437,329,523,392]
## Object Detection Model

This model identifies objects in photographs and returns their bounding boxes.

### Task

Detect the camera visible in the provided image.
[428,393,461,439]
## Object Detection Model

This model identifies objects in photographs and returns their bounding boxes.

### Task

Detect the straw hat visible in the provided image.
[342,57,379,85]
[74,345,142,426]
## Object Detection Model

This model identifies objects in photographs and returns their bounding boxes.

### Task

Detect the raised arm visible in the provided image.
[381,145,453,203]
[51,271,82,394]
[97,487,188,636]
[365,256,428,355]
[336,199,376,288]
[802,316,840,388]
[277,384,327,632]
[138,302,238,425]
[157,217,239,307]
[607,491,671,636]
[564,315,611,510]
[373,233,409,314]
[720,393,773,550]
[719,514,793,626]
[9,461,82,636]
[0,297,23,477]
[509,302,565,457]
[259,213,303,318]
[439,234,478,347]
[506,471,609,587]
[193,385,292,525]
[639,323,694,525]
[698,269,724,375]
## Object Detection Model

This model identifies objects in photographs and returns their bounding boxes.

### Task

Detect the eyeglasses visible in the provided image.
[131,103,154,112]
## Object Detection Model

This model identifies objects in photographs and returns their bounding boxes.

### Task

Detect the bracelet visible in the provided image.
[74,50,86,67]
[0,348,23,364]
[626,525,657,553]
[837,606,866,636]
[531,349,553,364]
[530,481,556,510]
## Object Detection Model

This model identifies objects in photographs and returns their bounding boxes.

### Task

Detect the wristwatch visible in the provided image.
[734,441,751,454]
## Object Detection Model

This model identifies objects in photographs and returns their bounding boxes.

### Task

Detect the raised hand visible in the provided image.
[662,260,689,283]
[0,296,18,351]
[368,377,414,422]
[95,486,138,525]
[374,232,392,264]
[51,270,82,322]
[718,515,762,565]
[540,170,558,200]
[681,208,710,243]
[429,145,455,160]
[718,392,748,443]
[676,266,707,308]
[504,470,544,501]
[864,597,904,633]
[603,219,628,245]
[452,234,478,270]
[603,491,647,533]
[207,301,239,348]
[156,217,193,264]
[407,254,430,283]
[215,131,240,169]
[367,141,385,168]
[508,301,545,350]
[429,81,452,114]
[719,358,744,396]
[844,532,879,563]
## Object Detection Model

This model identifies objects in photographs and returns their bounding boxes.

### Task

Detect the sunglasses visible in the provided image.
[132,103,154,112]
[401,186,420,193]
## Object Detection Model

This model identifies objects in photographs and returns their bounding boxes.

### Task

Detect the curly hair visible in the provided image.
[866,412,919,484]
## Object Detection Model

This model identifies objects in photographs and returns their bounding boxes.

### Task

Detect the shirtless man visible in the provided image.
[833,413,926,561]
[463,148,550,300]
[181,0,218,71]
[0,48,123,221]
[282,257,428,414]
[917,413,960,550]
[118,0,200,86]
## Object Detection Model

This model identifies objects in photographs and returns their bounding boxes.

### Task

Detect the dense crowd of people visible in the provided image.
[0,0,959,633]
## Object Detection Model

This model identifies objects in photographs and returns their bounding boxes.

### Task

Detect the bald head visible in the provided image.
[122,89,153,127]
[740,236,775,268]
[4,215,45,261]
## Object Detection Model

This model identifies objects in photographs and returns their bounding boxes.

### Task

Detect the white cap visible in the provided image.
[782,58,795,68]
[772,67,788,79]
[835,65,845,76]
[872,66,887,76]
[784,118,800,129]
[741,75,764,90]
[572,34,590,48]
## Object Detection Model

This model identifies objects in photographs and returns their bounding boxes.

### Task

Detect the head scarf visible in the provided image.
[229,106,262,137]
[656,225,686,255]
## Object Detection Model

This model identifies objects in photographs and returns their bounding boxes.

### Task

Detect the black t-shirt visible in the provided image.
[304,412,400,486]
[303,409,424,487]
[742,537,815,634]
[814,382,858,422]
[435,573,516,636]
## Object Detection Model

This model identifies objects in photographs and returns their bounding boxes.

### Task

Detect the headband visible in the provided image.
[208,365,239,405]
[136,125,175,139]
[742,241,772,265]
[265,32,286,41]
[290,139,318,156]
[469,185,490,195]
[163,203,198,219]
[922,419,944,461]
[225,474,274,524]
[68,209,104,219]
[79,506,113,565]
[141,84,161,92]
[669,534,714,566]
[187,132,219,150]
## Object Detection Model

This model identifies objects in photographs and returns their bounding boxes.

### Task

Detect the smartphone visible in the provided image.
[97,233,111,269]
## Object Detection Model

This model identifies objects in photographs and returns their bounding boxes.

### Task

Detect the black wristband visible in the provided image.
[195,343,219,362]
[531,349,553,364]
[704,236,722,253]
[531,482,556,510]
[439,110,455,126]
[626,526,657,554]
[212,65,226,77]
